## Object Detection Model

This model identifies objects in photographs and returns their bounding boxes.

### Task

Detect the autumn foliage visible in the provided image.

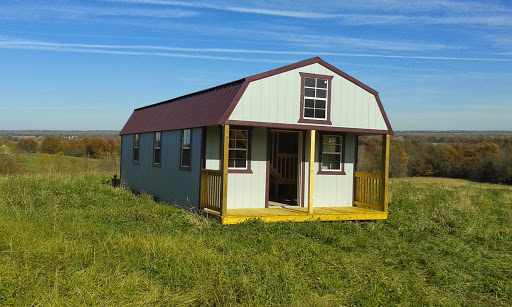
[358,135,512,185]
[39,136,120,158]
[15,138,38,153]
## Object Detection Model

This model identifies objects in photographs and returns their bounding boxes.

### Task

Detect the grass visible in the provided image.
[19,153,119,175]
[0,174,511,306]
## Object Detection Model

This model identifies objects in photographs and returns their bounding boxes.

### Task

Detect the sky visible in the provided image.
[0,0,511,131]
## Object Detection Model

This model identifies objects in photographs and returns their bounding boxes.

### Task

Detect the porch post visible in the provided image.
[221,124,230,217]
[308,130,315,215]
[381,134,390,212]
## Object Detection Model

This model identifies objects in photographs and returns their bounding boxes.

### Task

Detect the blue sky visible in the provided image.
[0,0,511,131]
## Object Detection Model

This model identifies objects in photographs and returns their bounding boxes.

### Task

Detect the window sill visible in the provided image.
[180,165,191,171]
[152,163,161,168]
[317,170,345,175]
[228,169,253,174]
[298,118,332,125]
[133,161,139,165]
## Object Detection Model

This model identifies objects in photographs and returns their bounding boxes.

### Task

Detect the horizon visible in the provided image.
[1,0,511,131]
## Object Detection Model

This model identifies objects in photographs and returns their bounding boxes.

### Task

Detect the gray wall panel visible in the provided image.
[121,128,202,211]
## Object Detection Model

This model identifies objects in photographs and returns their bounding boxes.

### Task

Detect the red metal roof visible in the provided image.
[120,57,393,135]
[120,79,245,135]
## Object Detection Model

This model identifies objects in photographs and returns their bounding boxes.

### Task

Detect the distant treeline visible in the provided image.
[0,136,121,175]
[358,134,512,185]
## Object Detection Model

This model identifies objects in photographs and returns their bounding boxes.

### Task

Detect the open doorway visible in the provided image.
[269,130,302,207]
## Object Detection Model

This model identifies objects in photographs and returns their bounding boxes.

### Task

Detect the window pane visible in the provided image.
[236,139,247,149]
[155,132,161,148]
[304,108,314,118]
[305,88,315,97]
[235,150,247,159]
[154,148,161,164]
[305,99,314,108]
[315,109,325,119]
[315,100,326,109]
[235,159,247,168]
[317,78,327,88]
[316,89,327,98]
[134,134,139,147]
[134,148,139,162]
[182,148,190,167]
[228,159,235,168]
[330,162,341,170]
[322,153,341,170]
[183,129,191,146]
[305,78,315,87]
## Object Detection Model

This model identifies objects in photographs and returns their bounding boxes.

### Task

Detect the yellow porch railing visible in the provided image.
[200,169,222,213]
[354,172,384,211]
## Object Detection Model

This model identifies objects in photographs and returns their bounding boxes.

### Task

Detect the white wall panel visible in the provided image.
[230,63,388,131]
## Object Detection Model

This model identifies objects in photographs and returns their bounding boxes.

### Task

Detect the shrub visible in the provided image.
[15,138,38,153]
[39,136,62,154]
[0,140,22,174]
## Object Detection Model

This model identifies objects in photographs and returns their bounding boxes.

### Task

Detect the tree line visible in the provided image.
[358,134,512,185]
[15,136,121,158]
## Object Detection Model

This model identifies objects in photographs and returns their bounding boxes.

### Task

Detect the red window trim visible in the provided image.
[298,72,333,125]
[317,132,346,175]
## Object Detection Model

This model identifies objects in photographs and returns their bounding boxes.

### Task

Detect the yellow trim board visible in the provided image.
[203,206,388,225]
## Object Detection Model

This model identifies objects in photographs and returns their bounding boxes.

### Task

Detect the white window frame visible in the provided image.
[181,129,191,168]
[133,133,139,163]
[153,132,161,166]
[321,135,343,171]
[303,77,328,120]
[228,129,249,170]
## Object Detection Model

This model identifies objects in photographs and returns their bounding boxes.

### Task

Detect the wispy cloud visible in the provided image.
[1,38,510,62]
[106,0,512,26]
[0,3,199,20]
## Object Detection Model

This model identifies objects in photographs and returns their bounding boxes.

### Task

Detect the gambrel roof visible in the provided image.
[120,57,393,135]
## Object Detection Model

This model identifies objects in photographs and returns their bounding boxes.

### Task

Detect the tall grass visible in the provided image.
[0,174,510,305]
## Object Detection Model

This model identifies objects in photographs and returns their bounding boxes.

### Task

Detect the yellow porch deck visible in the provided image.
[203,206,388,225]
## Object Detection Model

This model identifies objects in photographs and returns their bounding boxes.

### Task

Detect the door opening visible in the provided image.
[269,131,301,207]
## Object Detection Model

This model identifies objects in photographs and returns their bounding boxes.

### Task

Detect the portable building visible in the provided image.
[120,57,393,224]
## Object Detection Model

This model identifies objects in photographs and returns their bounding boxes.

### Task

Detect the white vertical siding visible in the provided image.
[205,126,220,170]
[227,127,267,209]
[302,132,356,208]
[229,63,387,131]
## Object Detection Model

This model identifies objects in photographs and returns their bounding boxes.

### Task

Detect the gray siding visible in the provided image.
[121,128,202,210]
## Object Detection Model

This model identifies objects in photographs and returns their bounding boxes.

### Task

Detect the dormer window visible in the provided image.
[298,72,333,124]
[304,77,327,119]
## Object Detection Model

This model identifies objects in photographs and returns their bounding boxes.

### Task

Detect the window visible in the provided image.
[181,129,191,168]
[319,134,344,174]
[133,133,139,163]
[299,72,333,124]
[153,132,161,166]
[304,77,328,119]
[228,129,249,169]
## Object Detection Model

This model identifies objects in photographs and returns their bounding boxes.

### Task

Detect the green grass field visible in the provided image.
[0,173,511,305]
[19,153,119,175]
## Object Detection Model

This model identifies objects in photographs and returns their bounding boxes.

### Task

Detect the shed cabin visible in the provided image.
[120,57,393,224]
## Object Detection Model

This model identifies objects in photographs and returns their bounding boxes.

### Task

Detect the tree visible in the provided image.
[84,138,111,158]
[15,138,38,153]
[39,136,62,154]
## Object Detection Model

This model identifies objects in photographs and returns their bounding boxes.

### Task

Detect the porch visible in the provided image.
[203,206,387,225]
[199,125,390,225]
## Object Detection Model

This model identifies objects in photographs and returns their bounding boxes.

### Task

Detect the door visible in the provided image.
[268,130,303,206]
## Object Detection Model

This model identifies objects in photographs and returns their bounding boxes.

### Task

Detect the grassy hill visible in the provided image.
[0,174,510,305]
